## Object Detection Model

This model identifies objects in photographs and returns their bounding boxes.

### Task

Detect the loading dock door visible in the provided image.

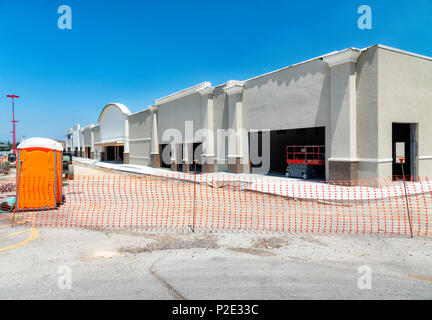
[159,144,171,168]
[118,146,124,162]
[106,146,115,161]
[85,147,91,158]
[105,146,123,162]
[175,144,183,172]
[265,127,325,178]
[192,143,202,172]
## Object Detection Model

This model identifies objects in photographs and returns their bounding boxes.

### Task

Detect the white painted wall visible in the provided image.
[72,124,81,149]
[65,129,73,150]
[100,106,127,142]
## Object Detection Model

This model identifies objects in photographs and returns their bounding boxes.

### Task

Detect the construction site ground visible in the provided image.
[0,163,431,299]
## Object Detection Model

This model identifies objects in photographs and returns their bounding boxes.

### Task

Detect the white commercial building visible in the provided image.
[66,45,432,181]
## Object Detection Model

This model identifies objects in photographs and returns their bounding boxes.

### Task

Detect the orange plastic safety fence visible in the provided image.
[0,174,431,236]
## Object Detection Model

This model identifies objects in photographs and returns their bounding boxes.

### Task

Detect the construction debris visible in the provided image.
[0,183,15,193]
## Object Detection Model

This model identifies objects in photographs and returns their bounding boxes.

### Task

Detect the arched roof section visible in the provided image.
[98,103,131,124]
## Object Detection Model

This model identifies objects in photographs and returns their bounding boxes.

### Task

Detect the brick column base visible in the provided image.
[228,157,249,174]
[329,161,359,182]
[202,156,215,173]
[182,161,191,173]
[123,153,130,164]
[151,153,160,168]
[171,163,178,171]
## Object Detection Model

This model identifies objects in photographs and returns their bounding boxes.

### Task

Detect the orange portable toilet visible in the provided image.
[16,138,63,211]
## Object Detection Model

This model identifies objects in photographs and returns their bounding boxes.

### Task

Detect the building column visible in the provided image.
[324,49,361,181]
[80,129,85,158]
[65,134,68,152]
[90,127,95,159]
[182,143,191,172]
[70,129,73,152]
[149,106,160,168]
[224,81,249,174]
[169,142,179,171]
[123,117,130,164]
[197,85,215,173]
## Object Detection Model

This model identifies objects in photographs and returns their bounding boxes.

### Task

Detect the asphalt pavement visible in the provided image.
[0,226,431,299]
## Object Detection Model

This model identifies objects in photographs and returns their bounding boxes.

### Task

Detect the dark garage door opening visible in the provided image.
[392,123,417,181]
[159,144,170,168]
[105,146,124,162]
[85,147,91,159]
[250,127,325,178]
[191,143,202,173]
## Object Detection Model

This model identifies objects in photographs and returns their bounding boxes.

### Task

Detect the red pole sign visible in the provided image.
[6,95,20,155]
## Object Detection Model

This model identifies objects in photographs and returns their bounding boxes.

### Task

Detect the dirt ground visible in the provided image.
[0,166,15,181]
[1,162,432,299]
[71,162,127,176]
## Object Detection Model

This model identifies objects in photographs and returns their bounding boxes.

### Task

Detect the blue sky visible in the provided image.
[0,0,431,141]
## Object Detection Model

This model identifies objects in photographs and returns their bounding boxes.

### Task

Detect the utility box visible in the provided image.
[16,138,63,211]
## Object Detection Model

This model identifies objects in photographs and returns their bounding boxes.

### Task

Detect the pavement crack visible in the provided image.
[149,253,186,300]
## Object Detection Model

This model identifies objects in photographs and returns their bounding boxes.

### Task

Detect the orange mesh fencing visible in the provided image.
[1,173,431,237]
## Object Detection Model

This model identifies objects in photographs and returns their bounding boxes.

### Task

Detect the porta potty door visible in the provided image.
[16,148,62,210]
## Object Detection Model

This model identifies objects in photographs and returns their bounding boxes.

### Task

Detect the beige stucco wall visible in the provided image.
[65,45,432,180]
[212,86,229,170]
[92,125,101,159]
[157,92,203,143]
[243,59,330,131]
[241,58,330,176]
[356,46,380,179]
[93,125,101,143]
[377,47,432,178]
[128,109,152,166]
[328,61,358,163]
[82,127,93,147]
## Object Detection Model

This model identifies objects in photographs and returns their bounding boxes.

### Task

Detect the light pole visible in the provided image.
[6,95,19,155]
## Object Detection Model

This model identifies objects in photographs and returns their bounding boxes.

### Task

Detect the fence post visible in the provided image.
[400,163,413,238]
[192,160,197,233]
